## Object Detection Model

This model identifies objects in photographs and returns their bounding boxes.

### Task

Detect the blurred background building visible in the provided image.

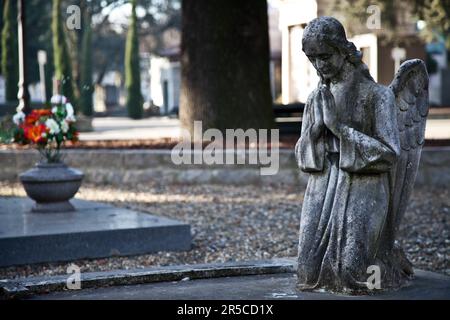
[0,0,448,118]
[137,0,450,112]
[278,0,434,104]
[145,1,283,115]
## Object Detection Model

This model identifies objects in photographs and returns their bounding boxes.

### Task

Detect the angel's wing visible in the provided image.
[387,59,429,242]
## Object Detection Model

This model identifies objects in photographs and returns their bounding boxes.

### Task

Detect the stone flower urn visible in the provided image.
[19,162,84,213]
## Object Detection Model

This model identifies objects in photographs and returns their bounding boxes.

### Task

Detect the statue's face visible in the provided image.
[303,41,345,80]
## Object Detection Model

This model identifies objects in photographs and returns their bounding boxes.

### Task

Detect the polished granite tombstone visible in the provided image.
[0,197,191,267]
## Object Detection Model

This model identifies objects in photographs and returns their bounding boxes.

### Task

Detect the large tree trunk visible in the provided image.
[180,0,274,137]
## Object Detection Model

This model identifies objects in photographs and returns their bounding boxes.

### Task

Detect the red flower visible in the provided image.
[25,113,40,126]
[24,124,48,144]
[25,109,52,126]
[31,109,52,117]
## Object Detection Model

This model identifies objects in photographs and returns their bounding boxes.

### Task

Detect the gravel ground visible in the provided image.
[0,182,448,280]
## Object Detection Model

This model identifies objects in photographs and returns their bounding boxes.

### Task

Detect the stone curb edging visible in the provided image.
[0,258,296,299]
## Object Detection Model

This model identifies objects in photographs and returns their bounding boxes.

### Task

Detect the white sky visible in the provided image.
[99,0,278,26]
[92,2,147,33]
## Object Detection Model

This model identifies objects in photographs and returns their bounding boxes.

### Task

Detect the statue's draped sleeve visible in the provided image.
[339,90,401,173]
[296,91,325,172]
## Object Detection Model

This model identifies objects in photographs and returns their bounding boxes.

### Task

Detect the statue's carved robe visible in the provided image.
[295,82,404,292]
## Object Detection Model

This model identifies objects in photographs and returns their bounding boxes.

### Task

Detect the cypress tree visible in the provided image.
[0,1,3,75]
[125,0,143,119]
[52,0,76,110]
[1,0,18,101]
[80,10,93,116]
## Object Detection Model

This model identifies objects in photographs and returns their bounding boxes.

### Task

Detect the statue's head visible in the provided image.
[302,16,363,81]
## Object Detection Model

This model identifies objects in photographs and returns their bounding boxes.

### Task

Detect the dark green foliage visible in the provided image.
[1,0,18,101]
[0,114,14,143]
[80,12,93,116]
[125,0,143,119]
[332,0,450,49]
[414,0,450,49]
[0,1,3,75]
[52,0,77,111]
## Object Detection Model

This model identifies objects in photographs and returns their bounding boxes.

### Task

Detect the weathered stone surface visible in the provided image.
[295,16,430,294]
[30,271,449,300]
[0,197,191,267]
[19,162,84,212]
[1,258,448,300]
[0,148,448,187]
[0,258,295,299]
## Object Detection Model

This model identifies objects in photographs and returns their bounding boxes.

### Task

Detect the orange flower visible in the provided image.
[31,109,52,117]
[24,124,48,144]
[24,109,52,126]
[25,113,40,126]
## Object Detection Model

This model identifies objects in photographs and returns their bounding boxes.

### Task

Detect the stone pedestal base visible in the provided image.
[32,200,75,213]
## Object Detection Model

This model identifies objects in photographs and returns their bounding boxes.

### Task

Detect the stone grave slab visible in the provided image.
[0,197,191,267]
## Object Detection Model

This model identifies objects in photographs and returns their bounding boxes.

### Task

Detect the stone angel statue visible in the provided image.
[294,16,429,294]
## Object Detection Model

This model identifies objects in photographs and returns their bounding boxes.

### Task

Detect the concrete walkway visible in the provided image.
[79,117,181,140]
[78,117,450,141]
